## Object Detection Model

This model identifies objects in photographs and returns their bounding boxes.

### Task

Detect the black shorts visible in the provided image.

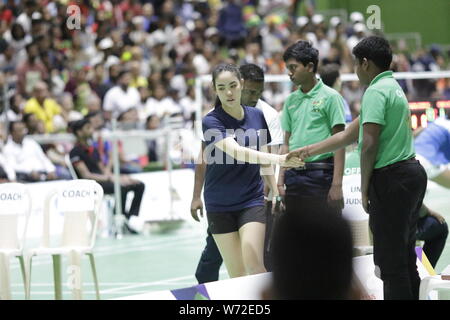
[207,206,266,234]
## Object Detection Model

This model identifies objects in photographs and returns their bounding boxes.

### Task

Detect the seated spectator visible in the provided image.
[242,41,266,71]
[3,120,58,182]
[128,60,148,88]
[417,205,448,268]
[0,92,24,122]
[0,122,15,182]
[0,40,20,75]
[262,201,360,299]
[23,112,45,135]
[179,86,196,122]
[89,63,109,103]
[86,94,102,114]
[148,35,172,74]
[69,118,146,234]
[84,111,110,167]
[16,41,48,97]
[145,115,161,163]
[24,81,67,133]
[144,83,181,118]
[102,69,140,122]
[59,93,84,122]
[117,108,140,129]
[64,65,94,114]
[217,0,246,48]
[86,110,142,174]
[2,22,30,62]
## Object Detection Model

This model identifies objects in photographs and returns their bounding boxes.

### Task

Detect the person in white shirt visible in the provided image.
[16,0,37,34]
[143,84,181,119]
[102,69,140,122]
[0,122,15,181]
[3,120,57,182]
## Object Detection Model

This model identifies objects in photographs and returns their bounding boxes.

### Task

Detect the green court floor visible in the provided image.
[8,181,450,300]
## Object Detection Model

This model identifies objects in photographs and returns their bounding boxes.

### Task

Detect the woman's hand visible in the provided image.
[279,154,304,168]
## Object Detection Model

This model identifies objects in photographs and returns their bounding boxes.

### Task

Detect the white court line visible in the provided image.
[13,279,210,287]
[12,290,184,296]
[14,270,229,298]
[21,231,204,261]
[100,274,197,294]
[10,237,203,270]
[8,234,201,266]
[12,282,167,287]
[14,232,203,259]
[101,270,228,294]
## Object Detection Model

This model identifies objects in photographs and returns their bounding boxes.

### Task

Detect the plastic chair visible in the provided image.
[65,154,116,238]
[27,179,103,300]
[0,183,32,300]
[419,275,450,300]
[64,154,78,180]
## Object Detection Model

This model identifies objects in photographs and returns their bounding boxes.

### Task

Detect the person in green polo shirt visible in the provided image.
[287,36,428,300]
[278,40,346,215]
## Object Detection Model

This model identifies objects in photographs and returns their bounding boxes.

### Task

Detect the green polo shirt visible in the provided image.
[358,71,415,169]
[281,79,346,162]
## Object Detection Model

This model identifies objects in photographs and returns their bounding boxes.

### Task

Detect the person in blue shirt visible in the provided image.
[319,63,353,123]
[191,64,284,283]
[415,116,450,189]
[414,115,450,268]
[200,63,301,278]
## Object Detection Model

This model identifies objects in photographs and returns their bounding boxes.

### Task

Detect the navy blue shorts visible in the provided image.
[207,206,266,234]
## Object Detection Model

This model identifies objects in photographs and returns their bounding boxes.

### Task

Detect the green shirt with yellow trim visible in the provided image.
[281,79,346,162]
[358,71,415,169]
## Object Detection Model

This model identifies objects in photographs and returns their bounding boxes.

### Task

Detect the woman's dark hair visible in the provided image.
[352,36,393,71]
[283,40,319,73]
[211,63,241,108]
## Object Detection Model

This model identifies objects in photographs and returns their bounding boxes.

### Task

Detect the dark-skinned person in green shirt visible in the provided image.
[287,36,428,300]
[278,40,346,216]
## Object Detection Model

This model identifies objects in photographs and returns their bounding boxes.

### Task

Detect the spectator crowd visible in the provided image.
[0,0,449,183]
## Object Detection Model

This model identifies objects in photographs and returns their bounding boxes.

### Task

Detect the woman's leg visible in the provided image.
[239,222,267,275]
[212,232,246,278]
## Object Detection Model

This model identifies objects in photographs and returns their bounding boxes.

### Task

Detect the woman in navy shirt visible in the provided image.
[201,64,301,278]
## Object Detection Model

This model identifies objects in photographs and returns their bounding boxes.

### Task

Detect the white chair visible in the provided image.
[0,183,32,300]
[64,154,78,180]
[27,179,103,300]
[419,275,450,300]
[65,154,116,238]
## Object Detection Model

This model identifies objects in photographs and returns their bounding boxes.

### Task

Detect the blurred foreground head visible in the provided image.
[269,202,354,300]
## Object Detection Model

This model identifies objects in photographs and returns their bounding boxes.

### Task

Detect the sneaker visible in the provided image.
[128,215,144,232]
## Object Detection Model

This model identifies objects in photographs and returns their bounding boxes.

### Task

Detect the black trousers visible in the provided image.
[417,216,449,268]
[284,159,341,216]
[195,229,223,284]
[99,181,145,219]
[369,159,427,300]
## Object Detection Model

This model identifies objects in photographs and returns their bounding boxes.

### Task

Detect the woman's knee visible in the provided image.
[241,241,266,275]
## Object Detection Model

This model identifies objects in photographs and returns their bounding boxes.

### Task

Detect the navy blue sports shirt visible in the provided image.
[202,104,272,212]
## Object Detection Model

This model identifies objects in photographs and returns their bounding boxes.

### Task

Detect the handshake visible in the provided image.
[279,146,311,168]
